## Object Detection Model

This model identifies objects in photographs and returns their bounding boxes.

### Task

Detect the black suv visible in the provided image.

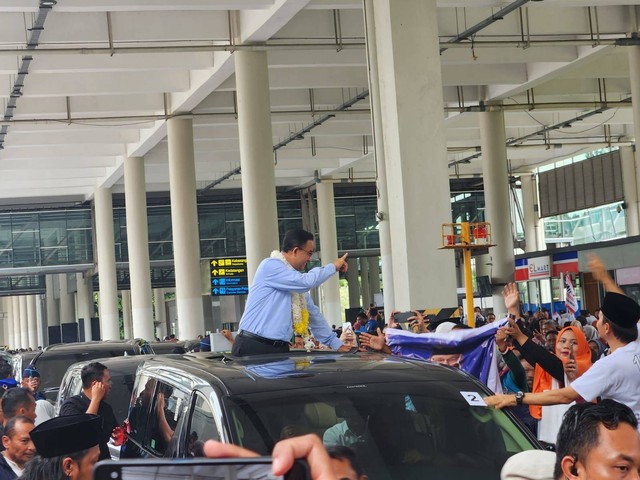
[121,352,540,479]
[30,339,154,401]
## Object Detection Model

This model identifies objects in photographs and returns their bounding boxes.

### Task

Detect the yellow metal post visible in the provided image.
[461,222,474,327]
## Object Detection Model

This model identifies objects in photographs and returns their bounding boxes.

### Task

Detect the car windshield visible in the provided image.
[223,381,536,480]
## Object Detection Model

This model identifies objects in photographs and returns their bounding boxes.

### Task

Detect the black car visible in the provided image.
[30,339,154,401]
[148,341,187,354]
[121,351,540,479]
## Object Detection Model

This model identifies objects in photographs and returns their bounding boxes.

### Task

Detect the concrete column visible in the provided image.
[364,0,395,312]
[316,182,342,325]
[627,45,640,230]
[6,297,14,349]
[167,116,205,340]
[235,50,280,282]
[45,274,59,327]
[19,296,28,349]
[59,273,75,324]
[124,156,155,340]
[346,258,361,308]
[620,146,640,236]
[95,187,120,340]
[368,257,381,299]
[532,175,547,251]
[76,273,93,342]
[372,0,457,309]
[520,173,539,252]
[12,297,20,348]
[480,110,515,305]
[360,258,371,309]
[153,288,167,339]
[121,290,132,340]
[36,295,46,348]
[26,295,37,349]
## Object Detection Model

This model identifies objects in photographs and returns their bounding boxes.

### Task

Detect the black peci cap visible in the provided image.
[30,414,101,458]
[601,292,640,329]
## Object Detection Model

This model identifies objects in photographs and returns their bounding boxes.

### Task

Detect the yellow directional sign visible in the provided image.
[210,257,249,296]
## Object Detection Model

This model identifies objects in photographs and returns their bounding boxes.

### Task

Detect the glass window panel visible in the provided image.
[225,221,245,257]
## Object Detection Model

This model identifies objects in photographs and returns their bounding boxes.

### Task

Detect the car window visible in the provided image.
[127,375,157,444]
[185,392,219,457]
[35,351,128,391]
[146,381,187,456]
[224,382,537,480]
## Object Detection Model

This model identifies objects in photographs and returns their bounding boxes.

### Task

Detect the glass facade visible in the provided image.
[0,209,93,268]
[543,202,627,246]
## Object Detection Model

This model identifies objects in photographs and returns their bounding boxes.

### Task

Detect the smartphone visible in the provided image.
[342,322,354,333]
[394,311,415,323]
[94,458,309,480]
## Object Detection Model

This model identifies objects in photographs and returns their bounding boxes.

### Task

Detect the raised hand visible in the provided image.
[91,381,106,402]
[502,283,520,312]
[333,253,349,273]
[504,318,528,346]
[359,328,387,352]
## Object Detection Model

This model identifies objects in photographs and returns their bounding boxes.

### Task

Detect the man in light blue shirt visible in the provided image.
[232,229,350,356]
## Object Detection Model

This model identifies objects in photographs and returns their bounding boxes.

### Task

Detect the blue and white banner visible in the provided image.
[385,318,508,394]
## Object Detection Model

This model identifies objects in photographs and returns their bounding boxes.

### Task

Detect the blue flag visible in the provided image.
[386,318,508,393]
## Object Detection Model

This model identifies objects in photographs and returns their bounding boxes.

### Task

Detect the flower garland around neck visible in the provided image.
[271,251,310,342]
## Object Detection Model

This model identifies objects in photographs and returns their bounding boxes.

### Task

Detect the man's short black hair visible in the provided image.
[3,415,34,438]
[2,388,34,420]
[281,229,314,253]
[554,400,638,479]
[327,445,365,478]
[80,362,107,389]
[369,308,378,317]
[602,315,638,343]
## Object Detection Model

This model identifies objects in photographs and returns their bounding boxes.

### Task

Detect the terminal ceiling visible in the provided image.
[1,0,639,205]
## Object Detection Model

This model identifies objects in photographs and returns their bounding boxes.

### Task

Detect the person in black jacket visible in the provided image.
[59,363,117,461]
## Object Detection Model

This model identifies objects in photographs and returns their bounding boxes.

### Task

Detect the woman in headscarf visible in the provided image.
[503,321,592,444]
[583,324,605,362]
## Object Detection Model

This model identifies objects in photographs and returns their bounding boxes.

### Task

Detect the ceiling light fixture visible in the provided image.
[40,0,57,6]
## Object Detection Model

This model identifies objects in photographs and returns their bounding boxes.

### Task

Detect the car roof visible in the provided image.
[42,340,146,352]
[138,351,487,397]
[63,354,154,376]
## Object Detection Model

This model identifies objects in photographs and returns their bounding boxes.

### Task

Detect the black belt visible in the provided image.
[238,330,290,347]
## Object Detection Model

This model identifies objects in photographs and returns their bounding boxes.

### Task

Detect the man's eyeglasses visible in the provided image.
[298,248,314,257]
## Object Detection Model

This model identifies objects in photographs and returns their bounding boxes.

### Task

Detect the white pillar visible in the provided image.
[480,109,515,304]
[36,295,45,348]
[121,290,132,340]
[95,187,121,340]
[76,273,93,342]
[620,146,640,236]
[360,258,370,309]
[372,0,457,309]
[45,274,59,327]
[19,296,28,348]
[627,46,640,232]
[124,156,155,340]
[12,297,20,348]
[520,173,539,252]
[368,257,380,299]
[346,258,361,308]
[316,182,342,325]
[6,297,14,349]
[167,116,205,340]
[153,288,167,339]
[235,50,280,282]
[364,0,395,312]
[59,273,75,325]
[26,295,37,349]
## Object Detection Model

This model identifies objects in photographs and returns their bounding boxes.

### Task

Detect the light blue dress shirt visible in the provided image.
[238,257,343,350]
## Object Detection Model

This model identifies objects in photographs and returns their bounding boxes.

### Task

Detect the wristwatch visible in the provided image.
[515,391,525,406]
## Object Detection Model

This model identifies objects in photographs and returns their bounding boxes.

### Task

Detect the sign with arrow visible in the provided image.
[210,257,248,296]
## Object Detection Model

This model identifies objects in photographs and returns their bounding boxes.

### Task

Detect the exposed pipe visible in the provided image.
[440,0,535,54]
[0,1,55,149]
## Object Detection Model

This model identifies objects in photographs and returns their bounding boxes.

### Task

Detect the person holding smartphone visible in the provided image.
[59,363,117,461]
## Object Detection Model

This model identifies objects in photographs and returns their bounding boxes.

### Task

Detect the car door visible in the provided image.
[181,390,221,457]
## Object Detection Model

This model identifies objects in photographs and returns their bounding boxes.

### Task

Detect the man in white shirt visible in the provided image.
[485,254,640,428]
[0,416,35,479]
